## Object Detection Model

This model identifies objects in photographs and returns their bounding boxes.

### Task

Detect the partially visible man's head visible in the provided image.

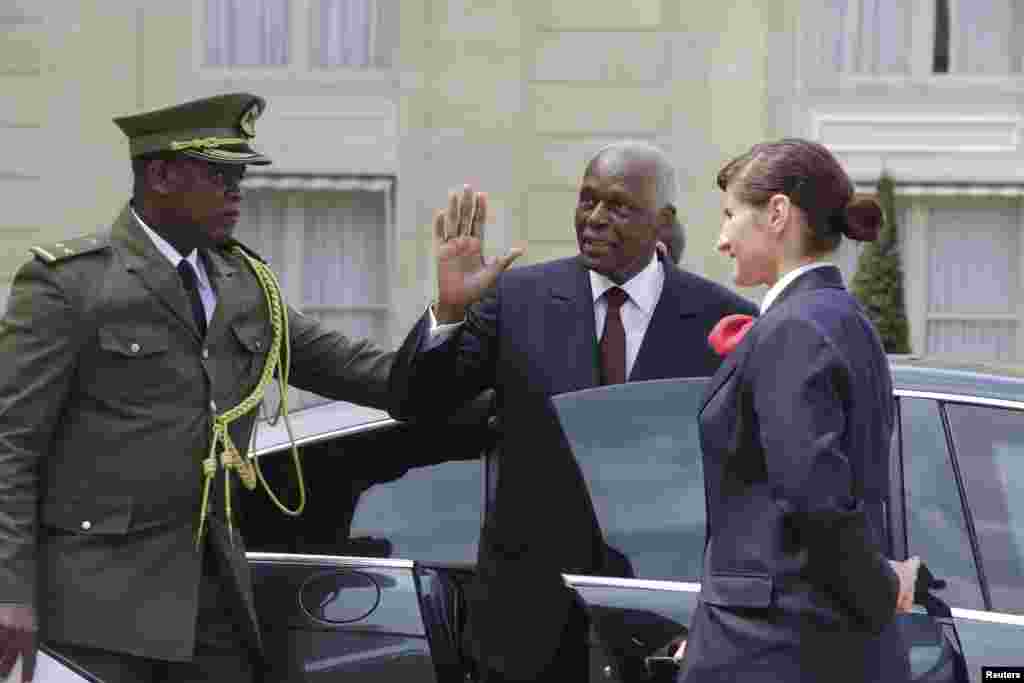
[115,93,271,250]
[657,216,685,266]
[575,141,678,284]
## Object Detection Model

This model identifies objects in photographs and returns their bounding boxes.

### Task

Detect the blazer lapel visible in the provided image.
[699,339,745,414]
[630,257,703,381]
[115,206,202,340]
[548,257,600,391]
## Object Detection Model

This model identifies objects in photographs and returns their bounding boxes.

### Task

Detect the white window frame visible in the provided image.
[193,0,394,84]
[898,187,1024,361]
[239,174,397,342]
[799,0,1024,92]
[240,174,398,413]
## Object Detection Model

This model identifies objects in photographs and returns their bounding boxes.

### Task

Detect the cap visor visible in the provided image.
[180,146,272,165]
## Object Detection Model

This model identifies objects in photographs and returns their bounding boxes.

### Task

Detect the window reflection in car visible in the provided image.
[946,403,1024,615]
[900,397,985,610]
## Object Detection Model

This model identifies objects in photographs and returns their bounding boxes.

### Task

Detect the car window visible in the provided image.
[551,378,709,582]
[945,403,1024,615]
[348,456,483,565]
[900,398,985,610]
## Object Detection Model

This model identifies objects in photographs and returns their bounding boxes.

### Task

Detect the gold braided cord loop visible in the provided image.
[195,247,306,549]
[170,136,249,152]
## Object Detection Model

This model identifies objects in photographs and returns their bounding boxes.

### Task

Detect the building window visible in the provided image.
[925,201,1019,360]
[818,0,1024,80]
[312,0,394,69]
[825,0,912,76]
[204,0,290,67]
[949,0,1023,75]
[234,176,394,411]
[900,195,1022,362]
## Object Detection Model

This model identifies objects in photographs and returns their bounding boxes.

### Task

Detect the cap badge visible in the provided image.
[239,103,260,138]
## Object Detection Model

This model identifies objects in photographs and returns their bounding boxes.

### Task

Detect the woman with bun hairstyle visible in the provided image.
[675,139,921,682]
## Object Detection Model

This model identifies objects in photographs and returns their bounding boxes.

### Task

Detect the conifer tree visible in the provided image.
[851,174,912,353]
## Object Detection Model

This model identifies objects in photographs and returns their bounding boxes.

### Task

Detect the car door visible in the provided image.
[552,379,968,683]
[899,393,1024,680]
[551,378,707,683]
[240,394,493,683]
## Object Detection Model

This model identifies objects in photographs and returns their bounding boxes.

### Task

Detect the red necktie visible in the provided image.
[600,287,628,385]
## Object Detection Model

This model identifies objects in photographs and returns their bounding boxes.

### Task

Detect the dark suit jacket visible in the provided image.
[0,205,394,661]
[680,266,909,683]
[389,254,757,679]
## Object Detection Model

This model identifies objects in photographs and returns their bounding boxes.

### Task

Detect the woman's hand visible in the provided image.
[888,556,922,612]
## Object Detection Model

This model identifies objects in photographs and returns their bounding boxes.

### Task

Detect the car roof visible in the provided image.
[249,357,1024,458]
[250,401,395,457]
[890,355,1024,405]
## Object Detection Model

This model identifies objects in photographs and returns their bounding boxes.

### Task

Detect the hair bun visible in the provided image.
[842,194,884,241]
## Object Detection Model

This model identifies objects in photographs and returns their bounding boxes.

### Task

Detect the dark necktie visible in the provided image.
[177,260,207,337]
[599,287,628,385]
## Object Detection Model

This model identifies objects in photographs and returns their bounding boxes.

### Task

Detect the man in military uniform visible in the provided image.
[0,93,394,681]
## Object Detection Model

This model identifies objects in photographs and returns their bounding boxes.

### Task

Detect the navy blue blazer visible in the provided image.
[389,254,757,679]
[679,265,908,683]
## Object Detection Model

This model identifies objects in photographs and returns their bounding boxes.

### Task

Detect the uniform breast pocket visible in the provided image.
[94,324,180,399]
[230,318,271,384]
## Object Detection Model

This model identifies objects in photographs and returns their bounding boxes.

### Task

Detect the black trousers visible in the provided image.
[48,542,258,683]
[476,597,590,683]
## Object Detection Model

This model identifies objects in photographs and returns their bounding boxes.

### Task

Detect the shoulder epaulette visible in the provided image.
[225,238,267,264]
[30,234,110,265]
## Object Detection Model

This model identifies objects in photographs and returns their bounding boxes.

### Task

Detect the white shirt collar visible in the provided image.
[131,205,210,290]
[760,261,836,314]
[589,252,663,317]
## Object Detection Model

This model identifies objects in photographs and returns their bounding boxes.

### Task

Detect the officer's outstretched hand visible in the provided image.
[433,185,523,324]
[0,604,37,682]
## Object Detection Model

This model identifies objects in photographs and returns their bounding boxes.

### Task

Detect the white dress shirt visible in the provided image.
[131,206,217,324]
[759,261,837,315]
[428,254,665,380]
[588,254,664,379]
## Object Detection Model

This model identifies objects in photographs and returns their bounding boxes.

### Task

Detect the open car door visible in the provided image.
[551,378,708,682]
[239,394,494,682]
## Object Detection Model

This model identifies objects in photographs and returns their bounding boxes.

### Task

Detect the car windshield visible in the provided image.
[550,378,710,582]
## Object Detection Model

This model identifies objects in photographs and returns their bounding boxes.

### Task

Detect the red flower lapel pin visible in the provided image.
[708,314,755,357]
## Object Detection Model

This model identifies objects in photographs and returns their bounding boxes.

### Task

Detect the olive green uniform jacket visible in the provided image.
[0,205,394,661]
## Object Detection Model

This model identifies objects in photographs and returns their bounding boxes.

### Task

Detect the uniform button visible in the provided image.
[254,340,263,350]
[130,343,140,353]
[80,521,92,531]
[202,348,209,359]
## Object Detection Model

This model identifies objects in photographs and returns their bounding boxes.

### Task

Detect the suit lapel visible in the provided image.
[699,340,745,414]
[630,257,705,381]
[548,257,600,391]
[115,206,202,340]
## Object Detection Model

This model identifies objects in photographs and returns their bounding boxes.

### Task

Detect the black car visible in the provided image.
[45,358,1024,682]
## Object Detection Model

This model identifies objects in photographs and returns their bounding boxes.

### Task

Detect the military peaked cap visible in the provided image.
[113,92,271,165]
